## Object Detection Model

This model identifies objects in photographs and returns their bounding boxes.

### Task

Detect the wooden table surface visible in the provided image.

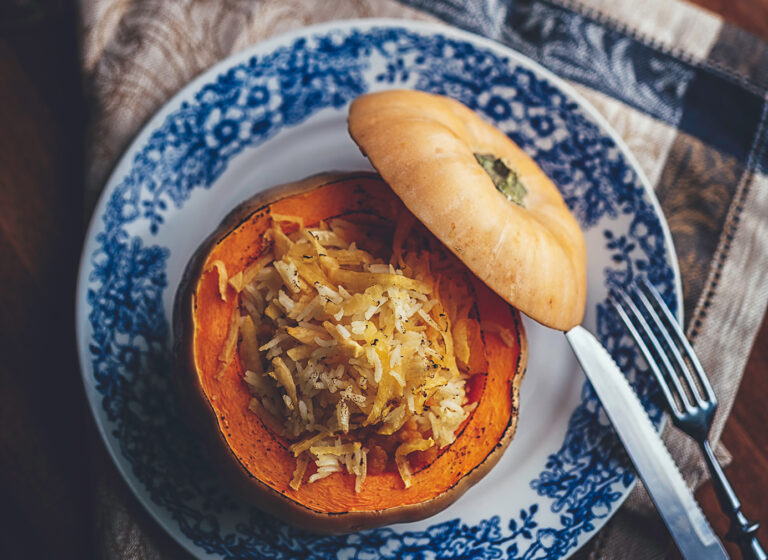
[0,1,765,558]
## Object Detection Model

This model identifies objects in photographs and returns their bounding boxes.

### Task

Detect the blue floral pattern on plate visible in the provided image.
[77,21,679,559]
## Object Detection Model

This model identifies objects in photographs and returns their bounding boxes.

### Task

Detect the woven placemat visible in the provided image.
[80,1,768,557]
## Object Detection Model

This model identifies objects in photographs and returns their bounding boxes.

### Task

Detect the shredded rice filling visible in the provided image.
[233,214,491,491]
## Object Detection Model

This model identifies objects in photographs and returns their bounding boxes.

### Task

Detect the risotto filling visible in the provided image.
[213,213,487,492]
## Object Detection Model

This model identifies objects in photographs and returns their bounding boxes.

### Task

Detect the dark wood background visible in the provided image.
[0,1,764,558]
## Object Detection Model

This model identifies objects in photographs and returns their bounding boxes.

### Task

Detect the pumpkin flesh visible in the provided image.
[178,173,526,531]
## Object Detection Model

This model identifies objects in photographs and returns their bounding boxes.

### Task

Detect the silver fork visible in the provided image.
[611,278,766,560]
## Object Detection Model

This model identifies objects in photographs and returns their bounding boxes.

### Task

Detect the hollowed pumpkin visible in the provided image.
[173,172,527,534]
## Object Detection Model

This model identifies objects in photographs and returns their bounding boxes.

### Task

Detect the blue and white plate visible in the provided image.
[76,19,681,560]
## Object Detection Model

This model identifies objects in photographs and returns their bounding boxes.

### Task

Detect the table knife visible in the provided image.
[565,325,728,559]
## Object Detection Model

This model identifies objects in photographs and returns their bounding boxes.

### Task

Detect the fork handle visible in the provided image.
[701,440,766,560]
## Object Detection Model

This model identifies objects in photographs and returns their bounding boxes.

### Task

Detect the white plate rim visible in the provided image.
[75,17,683,559]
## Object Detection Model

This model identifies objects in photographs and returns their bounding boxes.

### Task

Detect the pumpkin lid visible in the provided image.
[347,90,587,331]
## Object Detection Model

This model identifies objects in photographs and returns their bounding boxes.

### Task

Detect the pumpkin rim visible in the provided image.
[172,173,528,534]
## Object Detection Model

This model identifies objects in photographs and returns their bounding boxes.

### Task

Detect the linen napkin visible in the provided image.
[80,0,768,558]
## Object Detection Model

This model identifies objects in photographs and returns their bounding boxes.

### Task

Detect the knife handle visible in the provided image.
[701,441,766,560]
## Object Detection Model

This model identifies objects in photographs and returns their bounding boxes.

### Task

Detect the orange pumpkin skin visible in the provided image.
[173,173,528,534]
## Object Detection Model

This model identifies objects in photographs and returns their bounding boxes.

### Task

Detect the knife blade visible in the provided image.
[565,325,728,559]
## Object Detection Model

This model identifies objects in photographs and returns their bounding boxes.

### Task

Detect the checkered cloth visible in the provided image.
[81,0,768,558]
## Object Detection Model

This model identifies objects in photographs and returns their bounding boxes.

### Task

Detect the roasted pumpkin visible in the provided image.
[349,90,587,331]
[173,173,527,534]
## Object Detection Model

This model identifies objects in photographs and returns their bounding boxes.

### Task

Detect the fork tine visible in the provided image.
[610,288,689,416]
[629,285,708,409]
[639,278,717,405]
